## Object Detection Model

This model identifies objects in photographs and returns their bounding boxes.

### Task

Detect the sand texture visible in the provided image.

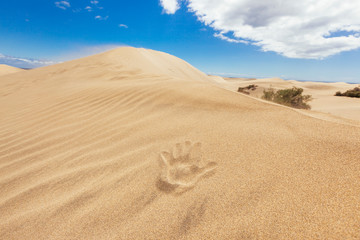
[0,64,24,77]
[1,47,360,239]
[232,77,360,122]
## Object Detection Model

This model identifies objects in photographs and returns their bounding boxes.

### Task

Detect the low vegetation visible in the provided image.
[262,87,312,109]
[335,86,360,98]
[237,84,258,95]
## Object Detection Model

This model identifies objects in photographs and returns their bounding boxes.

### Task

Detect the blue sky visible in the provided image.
[1,0,360,83]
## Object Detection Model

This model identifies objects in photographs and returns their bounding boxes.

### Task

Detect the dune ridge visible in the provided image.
[231,77,360,122]
[0,47,360,239]
[0,64,24,77]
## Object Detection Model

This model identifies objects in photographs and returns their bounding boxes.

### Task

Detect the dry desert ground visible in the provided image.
[0,47,359,239]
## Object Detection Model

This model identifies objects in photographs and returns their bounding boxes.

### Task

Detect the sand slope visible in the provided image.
[0,64,24,77]
[1,47,360,239]
[232,77,360,121]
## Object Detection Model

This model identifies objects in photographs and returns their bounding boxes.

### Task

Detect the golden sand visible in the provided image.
[0,47,359,239]
[233,77,360,122]
[0,64,24,77]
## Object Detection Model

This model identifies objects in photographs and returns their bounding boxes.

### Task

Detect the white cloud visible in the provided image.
[160,0,360,59]
[214,32,248,44]
[72,8,82,13]
[95,15,108,20]
[118,24,128,29]
[0,54,57,69]
[55,0,70,10]
[159,0,180,14]
[85,6,92,12]
[90,0,104,10]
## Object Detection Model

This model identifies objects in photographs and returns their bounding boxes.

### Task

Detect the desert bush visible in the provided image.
[238,84,258,94]
[335,91,342,96]
[262,88,275,101]
[262,87,312,109]
[335,86,360,98]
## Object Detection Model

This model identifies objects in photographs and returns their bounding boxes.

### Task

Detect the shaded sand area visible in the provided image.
[1,47,360,239]
[230,77,360,122]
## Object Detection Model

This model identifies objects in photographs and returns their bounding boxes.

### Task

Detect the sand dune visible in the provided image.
[1,47,360,239]
[232,77,360,122]
[0,64,24,77]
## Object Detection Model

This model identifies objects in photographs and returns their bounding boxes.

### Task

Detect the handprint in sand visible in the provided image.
[157,141,217,193]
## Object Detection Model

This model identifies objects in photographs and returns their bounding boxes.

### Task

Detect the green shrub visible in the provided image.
[262,87,312,109]
[335,91,342,96]
[335,86,360,98]
[237,84,258,94]
[262,88,275,101]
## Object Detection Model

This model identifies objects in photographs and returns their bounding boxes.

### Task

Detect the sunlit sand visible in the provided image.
[1,47,359,239]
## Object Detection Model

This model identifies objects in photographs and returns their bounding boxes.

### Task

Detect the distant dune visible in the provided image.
[0,47,359,239]
[231,77,360,122]
[0,64,24,76]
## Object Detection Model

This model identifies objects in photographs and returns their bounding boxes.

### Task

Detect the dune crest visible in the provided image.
[0,64,24,76]
[0,47,360,239]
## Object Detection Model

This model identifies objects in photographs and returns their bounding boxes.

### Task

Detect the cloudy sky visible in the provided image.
[1,0,360,82]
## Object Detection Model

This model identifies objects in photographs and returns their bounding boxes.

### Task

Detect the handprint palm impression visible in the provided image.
[158,141,217,193]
